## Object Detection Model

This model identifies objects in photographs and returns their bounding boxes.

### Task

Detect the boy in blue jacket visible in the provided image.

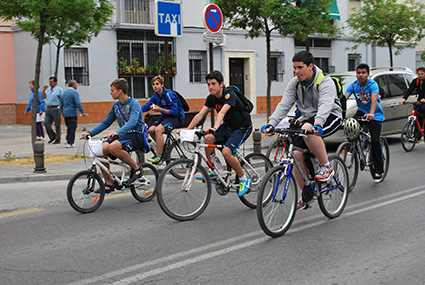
[141,75,185,163]
[82,78,145,192]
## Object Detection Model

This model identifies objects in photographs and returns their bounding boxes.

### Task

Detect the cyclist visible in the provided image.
[82,78,145,193]
[141,75,185,163]
[262,51,342,210]
[399,66,425,137]
[180,70,253,197]
[345,63,385,182]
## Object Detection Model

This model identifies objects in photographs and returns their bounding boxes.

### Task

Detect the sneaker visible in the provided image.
[238,178,252,197]
[296,196,308,210]
[196,170,217,181]
[52,140,61,144]
[147,156,161,163]
[48,138,55,144]
[127,166,143,185]
[374,173,383,183]
[65,143,70,148]
[301,185,313,203]
[315,164,334,182]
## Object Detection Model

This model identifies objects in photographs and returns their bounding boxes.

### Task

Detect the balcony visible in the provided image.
[115,0,154,25]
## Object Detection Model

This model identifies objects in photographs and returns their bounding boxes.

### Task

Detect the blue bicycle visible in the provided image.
[256,128,349,237]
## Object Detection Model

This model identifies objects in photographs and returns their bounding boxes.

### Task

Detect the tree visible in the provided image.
[346,0,425,67]
[0,0,113,170]
[213,0,337,118]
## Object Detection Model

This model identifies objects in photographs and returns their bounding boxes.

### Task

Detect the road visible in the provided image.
[1,136,425,284]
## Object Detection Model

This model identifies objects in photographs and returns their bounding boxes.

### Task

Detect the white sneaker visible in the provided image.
[315,165,334,182]
[66,144,76,148]
[65,143,70,148]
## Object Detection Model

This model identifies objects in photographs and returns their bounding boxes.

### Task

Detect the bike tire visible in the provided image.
[401,120,416,152]
[266,138,287,164]
[67,170,105,214]
[238,152,273,209]
[336,141,359,192]
[257,165,297,237]
[318,155,349,219]
[157,159,212,221]
[369,137,390,182]
[130,163,158,202]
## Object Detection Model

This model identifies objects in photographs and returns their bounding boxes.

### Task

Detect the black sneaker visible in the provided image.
[127,166,143,185]
[301,185,314,203]
[48,139,55,144]
[374,173,383,183]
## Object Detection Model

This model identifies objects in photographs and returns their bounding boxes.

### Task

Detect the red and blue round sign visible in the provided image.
[203,4,223,33]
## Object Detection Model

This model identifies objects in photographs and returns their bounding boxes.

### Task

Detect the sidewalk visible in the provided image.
[0,114,270,184]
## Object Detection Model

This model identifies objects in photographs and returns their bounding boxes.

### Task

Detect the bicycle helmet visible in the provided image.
[344,118,360,140]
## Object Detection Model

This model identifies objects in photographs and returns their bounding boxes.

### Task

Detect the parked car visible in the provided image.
[325,67,417,143]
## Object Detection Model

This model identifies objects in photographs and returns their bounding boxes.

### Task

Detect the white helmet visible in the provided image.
[344,118,360,140]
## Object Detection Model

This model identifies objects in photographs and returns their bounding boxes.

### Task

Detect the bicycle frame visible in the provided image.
[411,107,425,136]
[148,130,186,163]
[90,156,131,188]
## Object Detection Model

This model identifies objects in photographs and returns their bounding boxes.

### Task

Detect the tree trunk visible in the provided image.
[388,42,394,68]
[54,38,62,79]
[265,19,272,119]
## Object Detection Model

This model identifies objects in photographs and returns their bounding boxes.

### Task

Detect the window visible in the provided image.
[314,57,329,73]
[348,54,361,71]
[117,30,175,99]
[270,52,284,82]
[64,48,89,86]
[124,0,150,24]
[348,0,360,16]
[189,51,207,83]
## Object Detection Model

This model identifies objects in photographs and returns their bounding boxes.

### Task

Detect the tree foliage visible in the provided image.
[346,0,425,67]
[213,0,338,117]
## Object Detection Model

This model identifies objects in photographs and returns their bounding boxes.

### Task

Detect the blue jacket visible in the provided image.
[60,87,84,117]
[25,89,46,113]
[89,97,144,137]
[141,87,184,121]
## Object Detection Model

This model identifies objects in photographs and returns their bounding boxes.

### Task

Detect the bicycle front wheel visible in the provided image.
[257,165,297,237]
[369,137,390,183]
[67,170,105,213]
[318,155,349,219]
[165,140,196,179]
[157,159,212,221]
[238,153,273,209]
[401,120,416,152]
[130,163,158,202]
[336,141,359,192]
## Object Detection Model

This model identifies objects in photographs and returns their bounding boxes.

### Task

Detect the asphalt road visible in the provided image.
[1,136,425,284]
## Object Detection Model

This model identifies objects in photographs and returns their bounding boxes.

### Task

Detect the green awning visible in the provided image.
[329,0,340,20]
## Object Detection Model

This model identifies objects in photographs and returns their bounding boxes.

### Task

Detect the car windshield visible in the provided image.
[332,75,357,100]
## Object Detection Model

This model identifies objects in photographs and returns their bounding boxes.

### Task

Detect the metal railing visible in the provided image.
[115,0,154,25]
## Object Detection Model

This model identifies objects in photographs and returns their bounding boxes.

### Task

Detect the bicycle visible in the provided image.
[66,136,158,213]
[401,102,424,152]
[256,128,349,237]
[336,118,390,191]
[156,129,273,221]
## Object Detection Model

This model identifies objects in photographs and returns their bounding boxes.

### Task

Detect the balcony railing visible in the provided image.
[115,0,154,25]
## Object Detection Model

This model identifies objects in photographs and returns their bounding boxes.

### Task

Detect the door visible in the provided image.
[229,58,244,95]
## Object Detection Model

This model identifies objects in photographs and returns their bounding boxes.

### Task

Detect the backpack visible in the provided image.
[224,85,254,113]
[297,73,346,119]
[172,90,190,112]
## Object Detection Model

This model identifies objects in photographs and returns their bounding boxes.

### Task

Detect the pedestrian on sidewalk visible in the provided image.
[41,76,63,144]
[61,80,87,148]
[25,79,46,140]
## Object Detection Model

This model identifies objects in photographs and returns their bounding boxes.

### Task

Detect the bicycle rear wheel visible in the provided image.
[318,155,349,219]
[257,165,297,237]
[238,153,273,209]
[130,163,158,202]
[401,120,416,152]
[165,140,196,179]
[67,170,105,213]
[336,141,359,192]
[369,137,390,183]
[157,159,212,221]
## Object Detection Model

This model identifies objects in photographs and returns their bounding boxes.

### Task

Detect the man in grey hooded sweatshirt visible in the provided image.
[262,51,342,210]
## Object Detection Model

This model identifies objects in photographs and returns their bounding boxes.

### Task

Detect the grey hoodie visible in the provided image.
[269,65,342,128]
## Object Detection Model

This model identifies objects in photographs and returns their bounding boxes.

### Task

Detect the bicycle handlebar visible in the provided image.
[273,128,314,136]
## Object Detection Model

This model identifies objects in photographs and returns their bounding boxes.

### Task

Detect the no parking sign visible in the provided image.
[203,4,223,33]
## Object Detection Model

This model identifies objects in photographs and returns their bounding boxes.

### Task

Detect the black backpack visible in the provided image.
[296,73,346,119]
[173,90,190,112]
[225,85,254,113]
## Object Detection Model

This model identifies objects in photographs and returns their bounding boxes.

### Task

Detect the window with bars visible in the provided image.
[270,52,284,82]
[117,30,175,99]
[189,51,207,83]
[64,48,89,86]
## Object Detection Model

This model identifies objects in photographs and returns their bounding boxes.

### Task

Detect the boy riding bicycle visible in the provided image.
[262,51,342,210]
[179,70,253,197]
[140,75,185,163]
[82,78,145,193]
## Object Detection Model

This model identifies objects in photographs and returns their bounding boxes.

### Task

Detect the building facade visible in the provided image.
[0,0,416,125]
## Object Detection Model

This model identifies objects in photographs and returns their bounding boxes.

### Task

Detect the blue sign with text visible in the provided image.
[155,1,182,37]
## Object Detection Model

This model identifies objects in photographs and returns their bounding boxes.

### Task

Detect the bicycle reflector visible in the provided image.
[344,118,360,140]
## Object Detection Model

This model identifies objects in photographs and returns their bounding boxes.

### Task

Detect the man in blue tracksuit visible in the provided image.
[82,78,145,193]
[141,75,185,163]
[61,80,86,148]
